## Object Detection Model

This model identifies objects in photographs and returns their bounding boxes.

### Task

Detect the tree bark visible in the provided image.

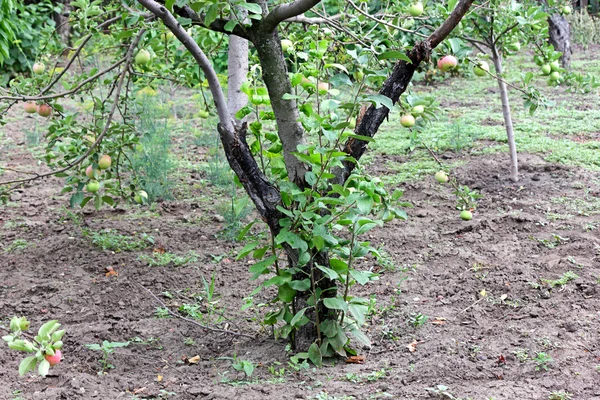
[491,44,519,182]
[548,14,571,69]
[227,35,248,123]
[249,28,308,186]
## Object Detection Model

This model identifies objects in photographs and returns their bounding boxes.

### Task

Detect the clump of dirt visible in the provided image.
[1,109,599,399]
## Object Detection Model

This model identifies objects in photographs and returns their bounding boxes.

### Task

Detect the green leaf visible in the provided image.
[248,255,277,280]
[316,264,339,280]
[275,229,308,252]
[378,50,412,63]
[38,359,50,377]
[38,320,59,339]
[236,241,258,260]
[350,270,377,285]
[348,303,367,326]
[308,342,323,367]
[278,283,296,303]
[344,133,374,142]
[204,3,219,26]
[357,195,373,214]
[329,258,348,273]
[69,191,84,208]
[348,324,371,347]
[290,307,308,327]
[364,94,394,110]
[323,297,348,312]
[242,361,255,377]
[288,279,311,291]
[241,2,262,14]
[19,356,37,376]
[224,19,237,32]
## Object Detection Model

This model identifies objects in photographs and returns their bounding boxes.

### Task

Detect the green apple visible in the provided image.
[400,114,416,128]
[24,102,37,114]
[541,64,551,75]
[198,110,210,119]
[98,154,111,170]
[134,190,148,204]
[411,105,425,116]
[408,2,424,17]
[473,61,490,77]
[550,71,561,81]
[87,180,100,193]
[281,39,293,53]
[550,60,560,71]
[135,49,151,65]
[460,210,473,221]
[348,117,356,129]
[508,42,521,52]
[562,5,572,14]
[435,171,449,183]
[32,62,45,74]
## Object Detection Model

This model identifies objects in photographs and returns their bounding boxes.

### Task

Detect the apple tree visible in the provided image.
[1,0,500,357]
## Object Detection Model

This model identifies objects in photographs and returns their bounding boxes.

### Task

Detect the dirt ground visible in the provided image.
[1,103,600,399]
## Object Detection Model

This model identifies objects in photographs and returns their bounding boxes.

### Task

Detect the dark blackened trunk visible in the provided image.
[548,14,572,69]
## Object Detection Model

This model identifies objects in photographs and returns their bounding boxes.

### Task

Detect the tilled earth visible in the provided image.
[1,109,599,400]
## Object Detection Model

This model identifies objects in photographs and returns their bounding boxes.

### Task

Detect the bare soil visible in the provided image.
[1,109,599,400]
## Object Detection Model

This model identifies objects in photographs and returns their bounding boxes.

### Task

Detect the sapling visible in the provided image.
[2,317,65,377]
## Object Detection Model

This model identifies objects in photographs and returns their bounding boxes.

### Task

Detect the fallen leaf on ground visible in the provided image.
[345,355,365,364]
[188,355,200,364]
[407,340,418,352]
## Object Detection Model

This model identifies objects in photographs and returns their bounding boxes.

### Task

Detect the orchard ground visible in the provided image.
[1,47,599,400]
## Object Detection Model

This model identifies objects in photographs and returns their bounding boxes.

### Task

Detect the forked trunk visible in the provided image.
[491,45,519,182]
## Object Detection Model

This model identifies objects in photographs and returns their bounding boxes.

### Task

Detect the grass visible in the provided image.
[367,50,600,184]
[84,228,154,252]
[137,250,199,267]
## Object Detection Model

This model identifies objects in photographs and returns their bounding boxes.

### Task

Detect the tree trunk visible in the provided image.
[548,14,571,69]
[227,35,248,123]
[53,0,72,44]
[249,28,308,186]
[491,45,519,182]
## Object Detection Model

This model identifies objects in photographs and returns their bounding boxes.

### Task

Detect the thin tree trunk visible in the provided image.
[548,14,572,69]
[227,35,248,123]
[249,28,308,186]
[491,45,519,182]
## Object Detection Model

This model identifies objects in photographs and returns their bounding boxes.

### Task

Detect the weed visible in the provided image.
[138,251,198,267]
[533,352,553,371]
[84,228,154,252]
[408,312,429,328]
[535,234,570,249]
[542,271,579,288]
[85,340,130,373]
[310,393,355,400]
[216,193,252,241]
[548,391,572,400]
[4,239,31,253]
[154,307,170,318]
[128,96,176,203]
[184,337,196,346]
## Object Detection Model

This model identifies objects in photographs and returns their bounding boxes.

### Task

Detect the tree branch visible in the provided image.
[334,0,476,184]
[174,5,249,39]
[0,29,146,187]
[263,0,322,31]
[137,0,234,134]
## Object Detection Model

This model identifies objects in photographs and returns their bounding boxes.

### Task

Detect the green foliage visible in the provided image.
[84,228,154,252]
[2,317,65,377]
[138,251,199,267]
[85,340,130,373]
[3,239,31,253]
[128,95,176,203]
[566,10,600,49]
[0,0,61,84]
[533,352,553,371]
